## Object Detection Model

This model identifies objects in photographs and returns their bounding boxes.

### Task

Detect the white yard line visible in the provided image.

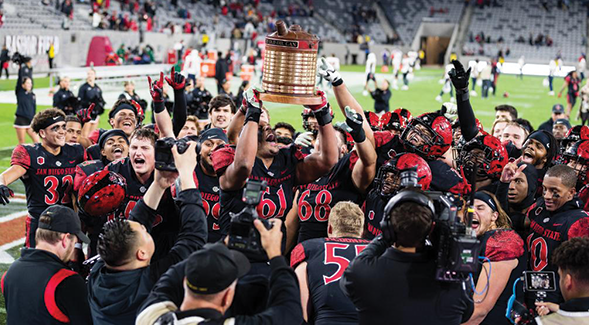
[0,238,24,264]
[0,210,28,223]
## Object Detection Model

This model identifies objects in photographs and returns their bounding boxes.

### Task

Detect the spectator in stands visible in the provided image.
[61,0,73,18]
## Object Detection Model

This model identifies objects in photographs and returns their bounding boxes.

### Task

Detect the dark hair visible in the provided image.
[130,127,158,146]
[495,105,518,120]
[97,219,137,267]
[273,122,295,138]
[21,76,32,85]
[552,237,589,286]
[390,202,433,248]
[333,125,349,148]
[546,164,578,189]
[65,115,81,124]
[31,108,66,133]
[515,118,534,133]
[209,95,236,114]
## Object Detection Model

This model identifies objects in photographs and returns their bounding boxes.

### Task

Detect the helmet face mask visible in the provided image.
[458,135,508,182]
[560,140,589,187]
[375,153,432,199]
[401,113,452,159]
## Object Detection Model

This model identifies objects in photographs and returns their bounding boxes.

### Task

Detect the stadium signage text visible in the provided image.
[4,35,60,57]
[266,39,299,48]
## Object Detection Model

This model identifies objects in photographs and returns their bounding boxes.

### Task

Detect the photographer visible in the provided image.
[88,141,207,324]
[340,189,473,324]
[136,219,303,325]
[533,237,589,324]
[14,54,33,95]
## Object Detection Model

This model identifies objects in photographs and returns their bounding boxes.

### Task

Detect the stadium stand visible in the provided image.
[379,0,465,46]
[464,0,587,62]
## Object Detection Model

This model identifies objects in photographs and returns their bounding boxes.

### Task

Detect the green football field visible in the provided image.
[0,65,571,324]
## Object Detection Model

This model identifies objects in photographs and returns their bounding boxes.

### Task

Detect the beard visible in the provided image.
[199,155,216,175]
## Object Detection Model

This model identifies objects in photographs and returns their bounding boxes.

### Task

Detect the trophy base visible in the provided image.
[259,92,323,105]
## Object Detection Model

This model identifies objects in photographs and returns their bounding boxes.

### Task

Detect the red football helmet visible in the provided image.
[560,140,589,187]
[401,111,452,159]
[365,111,381,131]
[458,134,508,181]
[382,108,412,132]
[375,153,432,198]
[561,125,589,154]
[78,170,127,217]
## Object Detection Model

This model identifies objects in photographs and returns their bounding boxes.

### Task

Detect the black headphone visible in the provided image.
[380,190,436,244]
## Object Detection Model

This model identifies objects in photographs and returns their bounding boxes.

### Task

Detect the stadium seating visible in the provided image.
[2,0,91,30]
[379,0,465,46]
[464,1,586,62]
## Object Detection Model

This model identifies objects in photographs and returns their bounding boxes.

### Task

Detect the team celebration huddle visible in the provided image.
[2,17,589,325]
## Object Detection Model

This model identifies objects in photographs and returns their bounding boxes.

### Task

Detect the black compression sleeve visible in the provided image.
[457,97,478,142]
[172,89,187,137]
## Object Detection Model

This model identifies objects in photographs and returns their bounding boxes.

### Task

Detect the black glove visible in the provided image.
[0,184,14,205]
[243,88,263,124]
[342,106,366,143]
[448,60,471,94]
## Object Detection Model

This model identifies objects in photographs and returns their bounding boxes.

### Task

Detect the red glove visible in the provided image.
[147,72,164,103]
[164,66,186,90]
[76,103,95,123]
[130,100,145,125]
[304,90,328,112]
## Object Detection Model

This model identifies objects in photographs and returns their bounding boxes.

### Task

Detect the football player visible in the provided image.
[0,109,85,247]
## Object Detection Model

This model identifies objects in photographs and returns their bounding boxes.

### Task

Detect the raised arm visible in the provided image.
[226,103,246,145]
[449,60,478,142]
[341,106,376,193]
[149,72,175,139]
[165,67,187,137]
[296,91,338,185]
[218,89,262,191]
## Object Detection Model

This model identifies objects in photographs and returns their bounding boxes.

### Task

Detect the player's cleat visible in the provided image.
[470,90,478,97]
[362,90,369,96]
[435,95,443,102]
[401,85,409,90]
[548,91,555,96]
[450,97,456,103]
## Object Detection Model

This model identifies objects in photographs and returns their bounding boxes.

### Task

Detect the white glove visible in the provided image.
[295,131,314,147]
[317,57,343,86]
[442,102,458,121]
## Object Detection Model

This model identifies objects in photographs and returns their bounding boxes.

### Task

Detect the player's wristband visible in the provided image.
[350,127,366,143]
[313,104,333,126]
[455,87,470,102]
[332,78,343,87]
[244,106,261,125]
[153,101,166,114]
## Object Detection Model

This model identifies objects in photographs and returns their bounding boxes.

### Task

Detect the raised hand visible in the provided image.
[0,184,14,205]
[500,157,526,183]
[317,57,343,86]
[448,60,471,92]
[243,87,263,124]
[341,106,366,143]
[164,66,186,90]
[147,72,165,103]
[130,100,145,126]
[76,103,95,123]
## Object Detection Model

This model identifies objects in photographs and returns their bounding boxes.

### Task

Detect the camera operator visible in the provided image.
[136,219,303,325]
[526,165,589,305]
[53,77,76,115]
[462,191,526,325]
[340,189,473,324]
[88,141,207,324]
[533,237,589,324]
[78,68,105,136]
[14,54,33,95]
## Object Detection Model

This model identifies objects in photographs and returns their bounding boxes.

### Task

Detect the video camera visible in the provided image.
[506,271,556,324]
[228,180,274,261]
[11,52,31,65]
[154,135,199,171]
[398,168,481,282]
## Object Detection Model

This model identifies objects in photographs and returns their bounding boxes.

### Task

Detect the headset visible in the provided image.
[380,190,436,244]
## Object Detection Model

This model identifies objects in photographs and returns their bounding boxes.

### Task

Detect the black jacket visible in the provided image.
[2,249,92,325]
[87,188,207,325]
[137,257,303,325]
[538,118,554,133]
[53,87,76,113]
[15,64,33,94]
[16,90,36,120]
[340,236,474,325]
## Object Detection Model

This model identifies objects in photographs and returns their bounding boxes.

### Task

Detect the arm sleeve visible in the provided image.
[129,199,158,233]
[10,145,30,170]
[484,230,524,262]
[73,165,87,192]
[55,275,93,325]
[139,260,187,314]
[172,89,187,137]
[234,257,303,325]
[457,98,478,142]
[495,181,510,212]
[567,217,589,239]
[150,188,207,280]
